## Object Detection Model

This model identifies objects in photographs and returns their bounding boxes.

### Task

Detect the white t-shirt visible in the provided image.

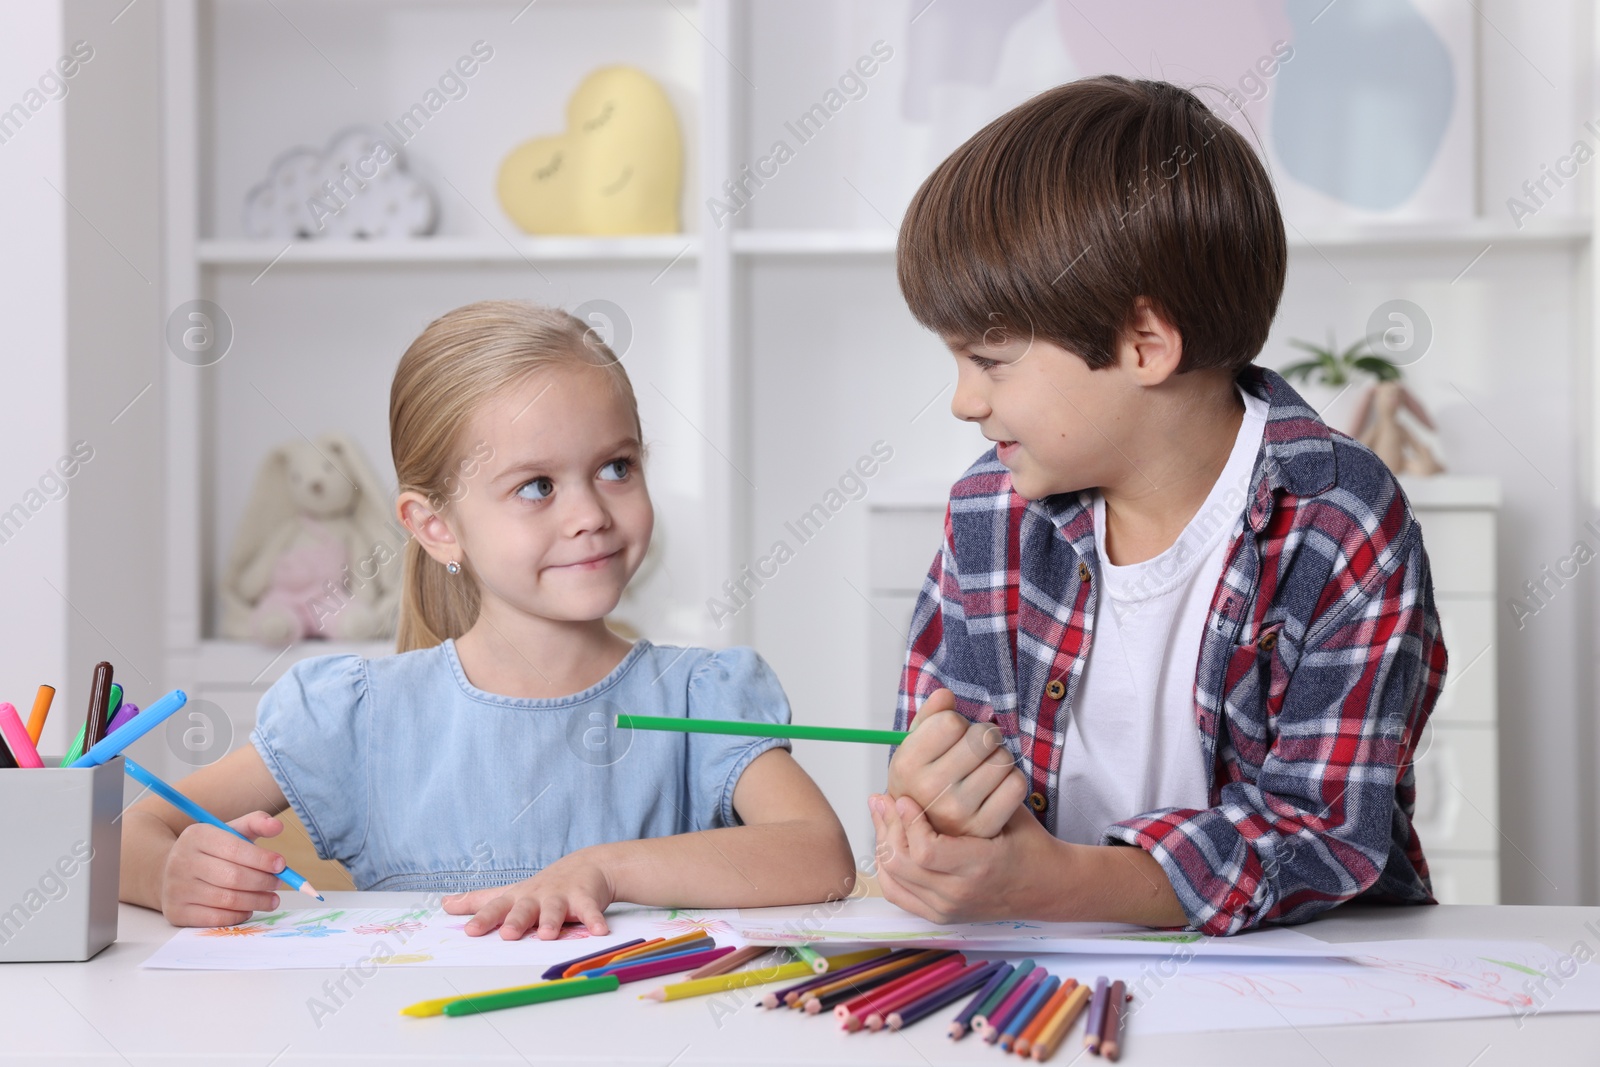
[1053,385,1269,846]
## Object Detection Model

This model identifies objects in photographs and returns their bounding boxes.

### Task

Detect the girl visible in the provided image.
[120,300,855,938]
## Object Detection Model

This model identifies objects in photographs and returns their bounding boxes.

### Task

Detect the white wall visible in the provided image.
[0,3,69,754]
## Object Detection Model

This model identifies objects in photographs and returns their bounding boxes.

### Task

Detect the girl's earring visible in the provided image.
[445,560,461,575]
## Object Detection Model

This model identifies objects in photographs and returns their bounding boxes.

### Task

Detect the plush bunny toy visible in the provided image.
[220,433,402,644]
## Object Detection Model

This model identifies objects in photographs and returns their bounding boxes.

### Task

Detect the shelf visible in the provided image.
[197,236,700,267]
[732,230,898,255]
[731,216,1591,259]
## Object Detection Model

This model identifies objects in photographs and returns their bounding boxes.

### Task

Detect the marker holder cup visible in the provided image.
[0,757,123,962]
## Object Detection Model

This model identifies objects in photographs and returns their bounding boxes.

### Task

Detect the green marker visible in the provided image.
[615,714,908,746]
[59,683,119,767]
[442,974,619,1017]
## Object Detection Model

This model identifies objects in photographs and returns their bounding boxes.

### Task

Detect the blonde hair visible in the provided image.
[390,300,640,652]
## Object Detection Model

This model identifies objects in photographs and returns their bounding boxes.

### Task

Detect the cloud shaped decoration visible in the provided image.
[1272,0,1454,211]
[243,126,438,240]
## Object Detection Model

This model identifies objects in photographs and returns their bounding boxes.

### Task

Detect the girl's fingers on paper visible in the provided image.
[535,896,568,940]
[440,887,494,914]
[500,895,544,940]
[462,894,513,936]
[574,898,609,936]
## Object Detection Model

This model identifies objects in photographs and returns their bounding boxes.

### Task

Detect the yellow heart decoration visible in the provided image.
[497,66,682,235]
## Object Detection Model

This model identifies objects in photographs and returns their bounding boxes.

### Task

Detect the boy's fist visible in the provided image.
[886,688,1028,839]
[160,811,286,928]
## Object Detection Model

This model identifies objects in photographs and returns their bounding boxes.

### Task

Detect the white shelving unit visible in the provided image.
[143,0,1595,887]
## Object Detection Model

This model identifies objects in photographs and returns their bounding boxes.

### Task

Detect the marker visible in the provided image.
[615,713,908,746]
[60,679,120,767]
[84,663,114,750]
[70,690,186,768]
[0,703,44,768]
[121,757,323,901]
[25,685,55,745]
[105,702,140,736]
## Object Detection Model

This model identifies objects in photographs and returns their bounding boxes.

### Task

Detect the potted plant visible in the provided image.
[1279,333,1443,476]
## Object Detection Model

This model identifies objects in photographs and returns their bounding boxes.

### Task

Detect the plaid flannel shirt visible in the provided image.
[895,366,1445,936]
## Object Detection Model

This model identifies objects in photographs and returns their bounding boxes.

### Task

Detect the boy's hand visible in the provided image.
[886,688,1028,838]
[160,811,286,928]
[868,792,1056,924]
[441,851,615,940]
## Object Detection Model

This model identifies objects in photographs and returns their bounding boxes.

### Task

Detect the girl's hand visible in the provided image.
[441,851,616,940]
[160,811,287,928]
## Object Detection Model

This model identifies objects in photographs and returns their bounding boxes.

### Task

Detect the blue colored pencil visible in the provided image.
[891,960,1003,1032]
[122,757,323,901]
[70,689,186,767]
[949,961,1013,1039]
[1000,974,1061,1051]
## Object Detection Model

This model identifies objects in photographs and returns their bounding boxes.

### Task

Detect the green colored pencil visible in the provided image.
[792,943,827,973]
[615,714,908,746]
[441,974,619,1017]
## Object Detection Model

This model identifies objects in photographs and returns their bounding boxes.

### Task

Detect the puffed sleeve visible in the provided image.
[249,653,369,865]
[684,646,793,832]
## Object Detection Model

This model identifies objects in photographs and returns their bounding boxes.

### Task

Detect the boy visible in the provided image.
[870,76,1446,937]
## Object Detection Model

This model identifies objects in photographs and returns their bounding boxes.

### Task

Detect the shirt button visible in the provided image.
[1077,561,1091,582]
[1027,791,1048,813]
[1045,678,1066,700]
[1258,630,1277,650]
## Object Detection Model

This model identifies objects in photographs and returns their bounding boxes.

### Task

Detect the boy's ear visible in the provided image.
[397,490,459,563]
[1119,297,1184,386]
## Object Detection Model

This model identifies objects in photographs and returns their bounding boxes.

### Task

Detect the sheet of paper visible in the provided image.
[732,897,1336,957]
[1029,940,1600,1033]
[140,905,746,971]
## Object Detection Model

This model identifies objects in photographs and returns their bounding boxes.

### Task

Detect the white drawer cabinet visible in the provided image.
[867,475,1502,904]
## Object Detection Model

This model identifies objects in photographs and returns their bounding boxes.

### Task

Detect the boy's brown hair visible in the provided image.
[897,75,1285,375]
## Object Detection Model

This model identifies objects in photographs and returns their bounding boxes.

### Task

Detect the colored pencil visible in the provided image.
[839,955,967,1030]
[1015,979,1075,1056]
[687,944,774,979]
[563,936,663,977]
[0,703,44,768]
[71,689,187,768]
[401,976,589,1017]
[606,945,735,984]
[792,943,827,973]
[1000,974,1060,1051]
[585,940,718,976]
[770,947,913,1008]
[588,930,707,968]
[984,966,1046,1044]
[442,974,618,1017]
[1084,976,1110,1053]
[1101,979,1128,1060]
[890,960,1004,1032]
[643,960,813,1001]
[616,713,908,746]
[972,958,1034,1031]
[803,951,951,1013]
[542,938,646,980]
[25,684,54,745]
[644,948,888,1002]
[1032,982,1093,1061]
[949,961,1013,1039]
[121,757,323,900]
[861,957,976,1031]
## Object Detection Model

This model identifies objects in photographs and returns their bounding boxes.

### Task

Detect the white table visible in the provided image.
[2,894,1597,1065]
